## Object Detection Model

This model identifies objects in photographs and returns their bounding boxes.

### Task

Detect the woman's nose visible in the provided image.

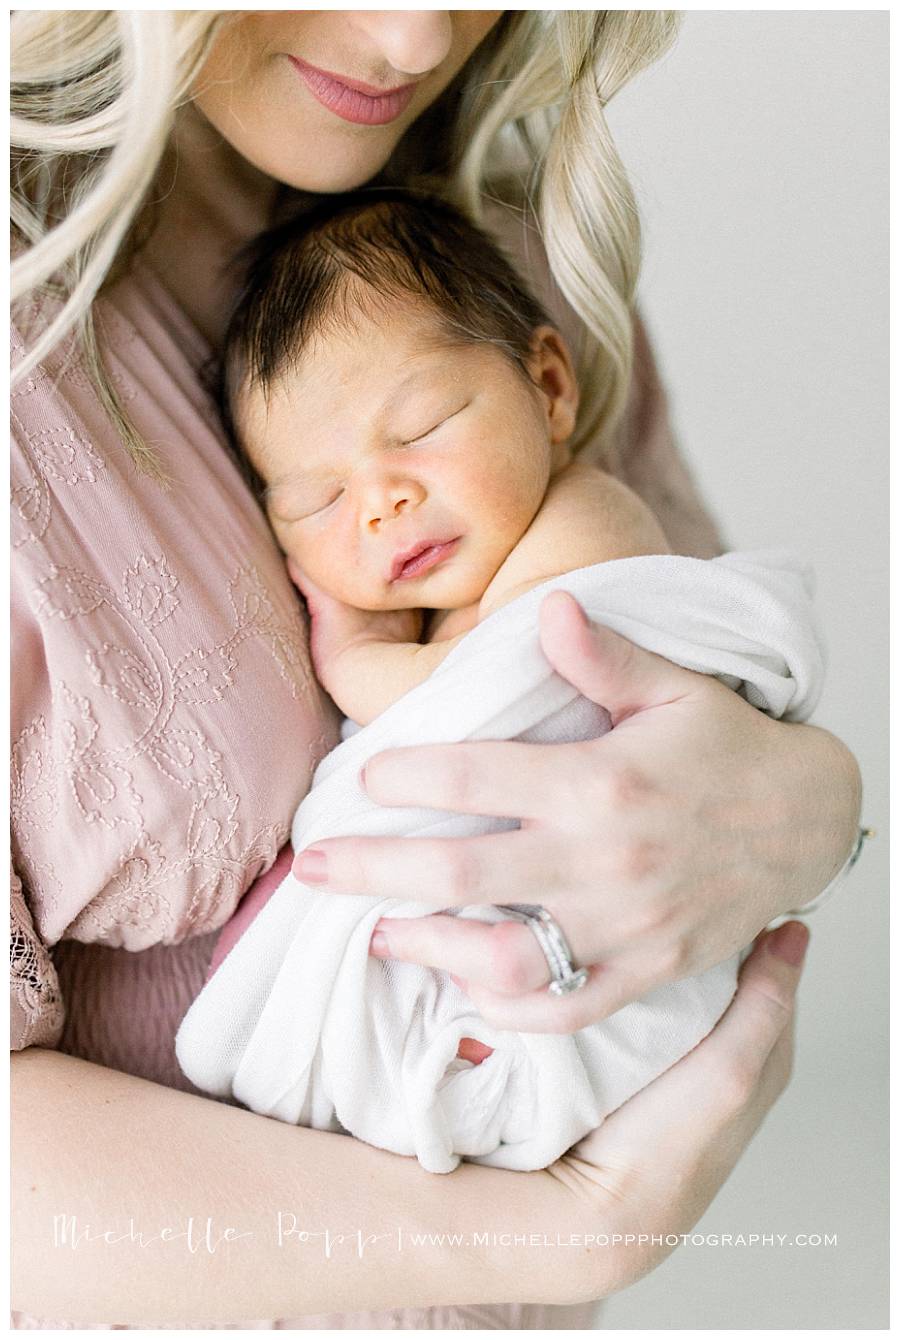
[350,11,453,77]
[362,477,426,531]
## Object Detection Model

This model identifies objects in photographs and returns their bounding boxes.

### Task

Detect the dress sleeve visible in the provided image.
[10,864,65,1051]
[10,351,65,1051]
[480,192,725,560]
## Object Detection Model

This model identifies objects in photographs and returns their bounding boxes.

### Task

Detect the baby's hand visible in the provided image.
[287,560,423,695]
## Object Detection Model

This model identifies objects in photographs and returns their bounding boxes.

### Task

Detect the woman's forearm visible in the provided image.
[11,1049,608,1325]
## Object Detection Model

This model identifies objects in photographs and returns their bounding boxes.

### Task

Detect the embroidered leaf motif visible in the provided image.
[238,823,285,878]
[86,643,160,710]
[11,718,57,829]
[12,479,43,524]
[11,327,51,398]
[147,728,225,798]
[69,841,170,942]
[263,628,314,700]
[173,645,237,704]
[34,565,106,620]
[185,788,240,858]
[182,867,243,936]
[228,566,274,627]
[27,427,105,485]
[122,554,179,627]
[57,685,99,760]
[70,757,142,830]
[11,473,50,547]
[10,369,50,399]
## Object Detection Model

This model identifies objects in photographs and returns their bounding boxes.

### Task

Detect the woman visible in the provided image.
[11,11,860,1328]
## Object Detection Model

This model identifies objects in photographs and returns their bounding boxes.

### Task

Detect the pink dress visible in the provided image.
[10,233,721,1328]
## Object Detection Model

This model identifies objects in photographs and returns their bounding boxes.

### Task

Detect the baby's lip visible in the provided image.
[390,538,460,582]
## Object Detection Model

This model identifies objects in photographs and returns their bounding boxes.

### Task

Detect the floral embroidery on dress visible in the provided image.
[10,446,51,548]
[16,549,316,943]
[11,715,58,832]
[10,412,106,550]
[11,269,333,1040]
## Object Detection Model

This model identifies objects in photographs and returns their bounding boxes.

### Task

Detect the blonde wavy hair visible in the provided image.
[11,10,680,477]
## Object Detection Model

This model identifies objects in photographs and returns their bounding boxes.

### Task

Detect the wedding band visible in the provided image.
[496,903,590,996]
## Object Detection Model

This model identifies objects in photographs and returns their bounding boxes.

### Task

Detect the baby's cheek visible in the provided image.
[291,523,355,601]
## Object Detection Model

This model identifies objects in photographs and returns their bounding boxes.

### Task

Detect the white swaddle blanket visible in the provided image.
[176,552,825,1173]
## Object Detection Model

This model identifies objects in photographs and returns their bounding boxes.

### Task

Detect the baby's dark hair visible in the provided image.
[221,188,553,435]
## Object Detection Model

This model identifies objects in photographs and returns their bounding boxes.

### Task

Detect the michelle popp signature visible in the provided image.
[52,1213,402,1258]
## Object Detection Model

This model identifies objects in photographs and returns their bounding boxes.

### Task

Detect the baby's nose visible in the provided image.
[364,479,425,531]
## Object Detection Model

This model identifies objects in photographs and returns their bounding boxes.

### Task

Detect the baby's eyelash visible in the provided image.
[401,420,445,447]
[402,403,468,446]
[300,488,343,519]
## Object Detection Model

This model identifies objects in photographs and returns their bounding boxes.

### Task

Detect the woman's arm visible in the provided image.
[11,1049,576,1324]
[11,922,804,1325]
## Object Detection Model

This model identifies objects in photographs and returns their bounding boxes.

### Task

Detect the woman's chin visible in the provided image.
[258,136,400,197]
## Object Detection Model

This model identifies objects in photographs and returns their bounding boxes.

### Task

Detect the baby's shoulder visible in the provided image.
[479,463,670,620]
[541,459,639,510]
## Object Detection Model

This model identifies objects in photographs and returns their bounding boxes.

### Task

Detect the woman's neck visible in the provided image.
[139,105,282,348]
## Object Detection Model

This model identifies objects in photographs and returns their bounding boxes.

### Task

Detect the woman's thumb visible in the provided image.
[538,589,692,724]
[708,921,808,1079]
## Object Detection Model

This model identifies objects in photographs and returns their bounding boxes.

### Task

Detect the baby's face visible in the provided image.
[238,300,575,612]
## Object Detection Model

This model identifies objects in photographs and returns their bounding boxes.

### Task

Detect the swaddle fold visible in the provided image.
[176,552,824,1172]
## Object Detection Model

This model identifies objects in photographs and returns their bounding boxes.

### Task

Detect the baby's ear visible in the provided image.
[526,325,579,446]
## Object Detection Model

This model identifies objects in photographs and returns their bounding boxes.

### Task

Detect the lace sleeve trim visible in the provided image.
[10,869,65,1051]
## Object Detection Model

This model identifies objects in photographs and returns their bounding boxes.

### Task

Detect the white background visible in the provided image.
[597,11,888,1328]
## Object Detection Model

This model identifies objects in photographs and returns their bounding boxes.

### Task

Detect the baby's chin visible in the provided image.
[353,590,474,613]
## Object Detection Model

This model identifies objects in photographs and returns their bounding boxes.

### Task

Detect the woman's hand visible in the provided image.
[549,921,808,1296]
[293,590,860,1031]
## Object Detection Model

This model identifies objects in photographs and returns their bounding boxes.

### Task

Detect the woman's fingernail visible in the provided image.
[768,920,810,966]
[293,848,328,885]
[370,928,391,957]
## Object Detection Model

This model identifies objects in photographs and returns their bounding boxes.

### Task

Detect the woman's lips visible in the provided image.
[288,56,419,126]
[391,538,461,582]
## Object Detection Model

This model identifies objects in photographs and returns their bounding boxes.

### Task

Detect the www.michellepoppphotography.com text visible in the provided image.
[50,1214,838,1260]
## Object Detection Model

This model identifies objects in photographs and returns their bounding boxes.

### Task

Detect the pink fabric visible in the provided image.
[11,214,720,1328]
[205,844,293,982]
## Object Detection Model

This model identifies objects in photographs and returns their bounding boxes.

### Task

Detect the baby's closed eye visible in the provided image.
[399,401,469,446]
[304,487,344,517]
[270,484,345,523]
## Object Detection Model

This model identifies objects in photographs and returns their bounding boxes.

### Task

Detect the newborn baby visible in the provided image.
[226,191,670,727]
[176,191,823,1171]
